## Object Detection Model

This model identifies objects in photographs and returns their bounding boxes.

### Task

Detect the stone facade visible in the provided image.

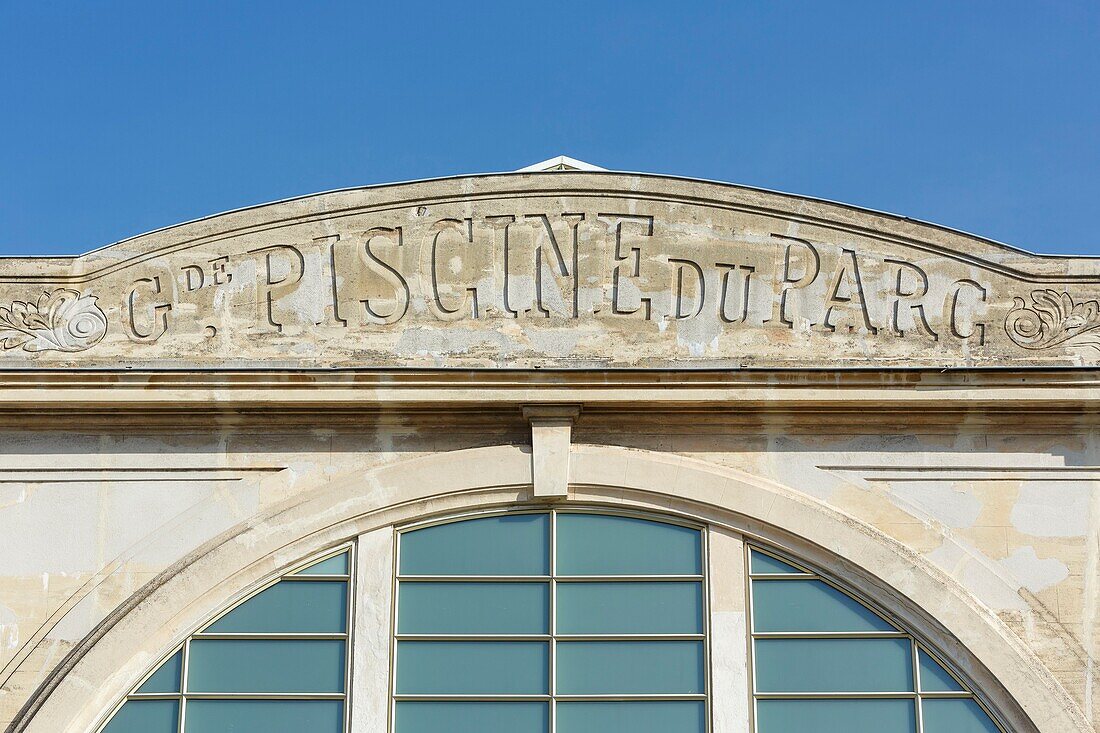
[0,169,1098,732]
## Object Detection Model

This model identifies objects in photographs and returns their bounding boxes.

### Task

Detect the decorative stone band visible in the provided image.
[1,176,1099,366]
[1005,290,1100,350]
[0,288,108,353]
[5,285,1100,359]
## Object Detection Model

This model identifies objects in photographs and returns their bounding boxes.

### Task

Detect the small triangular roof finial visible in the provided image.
[516,155,607,172]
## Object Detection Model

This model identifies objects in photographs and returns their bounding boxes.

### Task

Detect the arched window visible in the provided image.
[748,546,1002,733]
[93,512,1018,733]
[393,510,707,732]
[99,547,353,733]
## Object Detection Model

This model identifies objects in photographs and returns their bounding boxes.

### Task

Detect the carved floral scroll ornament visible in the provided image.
[0,288,108,352]
[1005,289,1100,350]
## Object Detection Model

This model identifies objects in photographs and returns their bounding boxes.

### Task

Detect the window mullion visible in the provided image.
[549,508,557,733]
[913,638,924,733]
[178,638,190,733]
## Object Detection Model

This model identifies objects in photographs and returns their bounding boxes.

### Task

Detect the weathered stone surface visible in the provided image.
[1,172,1098,368]
[1,171,1099,733]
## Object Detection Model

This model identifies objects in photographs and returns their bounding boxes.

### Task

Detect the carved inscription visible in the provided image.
[105,211,1007,349]
[5,200,1091,366]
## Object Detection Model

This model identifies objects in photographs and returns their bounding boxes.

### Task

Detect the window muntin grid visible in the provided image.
[393,509,709,733]
[747,546,1002,733]
[98,546,354,733]
[91,519,1010,733]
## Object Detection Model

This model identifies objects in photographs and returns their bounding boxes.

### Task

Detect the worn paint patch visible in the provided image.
[926,537,1028,612]
[890,481,983,529]
[1011,482,1090,538]
[999,546,1070,594]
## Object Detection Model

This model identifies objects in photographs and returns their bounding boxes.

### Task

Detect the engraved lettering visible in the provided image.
[182,265,204,292]
[426,218,479,321]
[125,276,171,343]
[249,244,305,333]
[361,226,410,324]
[524,213,584,319]
[210,255,232,285]
[717,263,755,324]
[181,256,232,294]
[602,214,655,319]
[949,279,988,344]
[58,208,1049,363]
[486,215,525,317]
[822,248,878,334]
[768,234,820,328]
[670,258,706,319]
[884,258,937,340]
[320,234,349,327]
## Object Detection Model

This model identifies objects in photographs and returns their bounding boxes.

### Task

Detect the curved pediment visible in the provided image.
[1,171,1099,368]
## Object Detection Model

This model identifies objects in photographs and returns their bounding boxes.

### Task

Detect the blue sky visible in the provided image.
[1,1,1097,256]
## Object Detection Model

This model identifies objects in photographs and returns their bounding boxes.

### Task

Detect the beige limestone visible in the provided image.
[0,173,1098,368]
[0,171,1097,733]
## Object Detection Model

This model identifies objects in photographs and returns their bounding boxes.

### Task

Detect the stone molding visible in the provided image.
[0,369,1097,415]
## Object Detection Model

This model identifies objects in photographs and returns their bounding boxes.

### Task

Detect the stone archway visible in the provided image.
[10,444,1084,733]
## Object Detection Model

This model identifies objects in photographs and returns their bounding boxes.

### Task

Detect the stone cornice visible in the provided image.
[0,368,1097,416]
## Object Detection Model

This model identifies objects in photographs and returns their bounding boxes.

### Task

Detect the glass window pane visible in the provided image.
[922,698,1000,733]
[398,582,548,634]
[187,639,344,693]
[102,700,178,733]
[755,699,915,733]
[396,641,547,695]
[556,641,704,695]
[919,648,964,692]
[751,579,894,633]
[557,701,705,733]
[400,514,549,576]
[395,702,548,732]
[755,638,913,693]
[556,581,702,634]
[184,700,342,733]
[750,550,805,575]
[135,650,181,694]
[556,514,701,576]
[204,580,347,633]
[294,552,349,575]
